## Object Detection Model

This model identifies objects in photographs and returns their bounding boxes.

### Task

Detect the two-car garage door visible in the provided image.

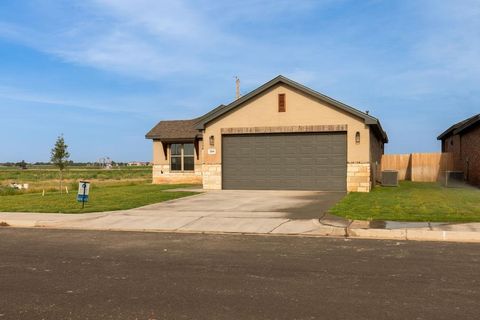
[222,132,347,191]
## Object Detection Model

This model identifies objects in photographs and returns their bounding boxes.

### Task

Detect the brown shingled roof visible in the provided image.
[454,114,480,135]
[145,117,202,140]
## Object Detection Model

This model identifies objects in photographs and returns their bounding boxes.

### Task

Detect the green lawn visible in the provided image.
[0,184,198,213]
[329,181,480,222]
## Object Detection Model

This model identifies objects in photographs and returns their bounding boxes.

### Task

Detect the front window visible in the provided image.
[170,143,195,171]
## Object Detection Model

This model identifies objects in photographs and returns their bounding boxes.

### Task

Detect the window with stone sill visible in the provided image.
[170,143,194,171]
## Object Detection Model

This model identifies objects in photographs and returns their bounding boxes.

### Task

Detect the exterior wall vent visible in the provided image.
[278,93,286,112]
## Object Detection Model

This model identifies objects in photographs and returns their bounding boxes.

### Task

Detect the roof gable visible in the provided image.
[194,75,387,142]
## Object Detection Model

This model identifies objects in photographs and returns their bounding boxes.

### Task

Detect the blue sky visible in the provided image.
[0,0,479,162]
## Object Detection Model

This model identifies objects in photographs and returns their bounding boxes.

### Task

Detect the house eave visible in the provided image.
[453,115,480,135]
[437,114,480,140]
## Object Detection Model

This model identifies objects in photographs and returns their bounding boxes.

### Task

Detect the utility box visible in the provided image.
[381,170,399,187]
[445,171,465,188]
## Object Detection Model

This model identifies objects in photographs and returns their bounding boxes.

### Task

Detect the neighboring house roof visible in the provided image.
[454,114,480,135]
[194,75,388,142]
[437,114,480,140]
[145,118,203,141]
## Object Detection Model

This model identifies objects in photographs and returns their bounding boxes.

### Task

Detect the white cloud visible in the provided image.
[0,0,332,81]
[0,0,237,79]
[92,0,210,39]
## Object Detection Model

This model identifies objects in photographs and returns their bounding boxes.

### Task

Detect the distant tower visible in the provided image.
[235,76,241,99]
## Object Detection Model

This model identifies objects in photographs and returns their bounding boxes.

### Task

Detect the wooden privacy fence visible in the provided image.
[380,153,454,182]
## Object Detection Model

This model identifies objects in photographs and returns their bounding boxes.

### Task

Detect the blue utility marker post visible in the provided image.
[77,181,90,209]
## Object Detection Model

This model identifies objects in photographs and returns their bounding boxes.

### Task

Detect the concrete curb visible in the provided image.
[345,227,480,243]
[319,215,480,243]
[2,216,480,243]
[347,228,406,240]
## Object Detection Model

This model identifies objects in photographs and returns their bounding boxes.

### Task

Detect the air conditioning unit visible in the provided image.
[382,170,399,187]
[445,171,465,188]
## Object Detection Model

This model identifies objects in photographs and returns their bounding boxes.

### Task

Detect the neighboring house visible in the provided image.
[437,114,480,187]
[146,76,388,192]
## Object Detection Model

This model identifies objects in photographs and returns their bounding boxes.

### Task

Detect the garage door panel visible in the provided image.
[299,157,315,165]
[270,168,283,176]
[331,145,345,153]
[222,133,347,191]
[270,146,282,154]
[270,158,282,165]
[283,167,298,176]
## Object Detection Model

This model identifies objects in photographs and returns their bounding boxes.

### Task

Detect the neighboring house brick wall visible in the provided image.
[443,134,463,171]
[460,125,480,186]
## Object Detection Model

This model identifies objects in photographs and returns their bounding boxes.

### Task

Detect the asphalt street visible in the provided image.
[0,228,478,319]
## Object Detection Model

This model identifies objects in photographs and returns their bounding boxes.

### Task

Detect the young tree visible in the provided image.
[50,135,70,193]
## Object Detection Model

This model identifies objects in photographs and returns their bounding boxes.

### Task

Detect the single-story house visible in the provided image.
[146,75,388,192]
[437,114,480,187]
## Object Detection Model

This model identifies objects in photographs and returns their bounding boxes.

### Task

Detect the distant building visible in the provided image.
[127,162,150,166]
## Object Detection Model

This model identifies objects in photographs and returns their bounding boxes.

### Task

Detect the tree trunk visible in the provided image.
[60,169,63,194]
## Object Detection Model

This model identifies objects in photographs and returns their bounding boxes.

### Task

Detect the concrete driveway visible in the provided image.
[137,190,346,220]
[0,190,347,236]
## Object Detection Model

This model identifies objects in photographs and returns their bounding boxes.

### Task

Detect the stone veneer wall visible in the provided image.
[347,163,371,192]
[152,164,202,184]
[202,164,222,189]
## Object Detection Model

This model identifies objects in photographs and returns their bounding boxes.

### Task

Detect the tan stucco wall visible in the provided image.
[152,140,167,165]
[203,84,371,165]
